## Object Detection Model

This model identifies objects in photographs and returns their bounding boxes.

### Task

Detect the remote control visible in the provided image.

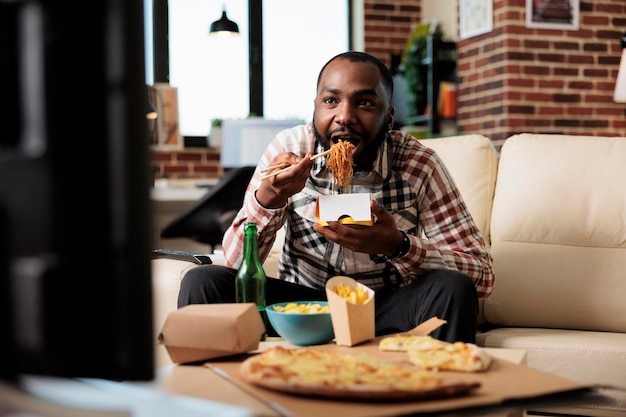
[152,249,213,265]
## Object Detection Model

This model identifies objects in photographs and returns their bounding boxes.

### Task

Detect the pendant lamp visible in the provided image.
[613,31,626,103]
[210,8,239,37]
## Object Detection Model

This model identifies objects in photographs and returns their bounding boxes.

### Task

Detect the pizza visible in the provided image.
[238,346,480,400]
[379,334,450,352]
[379,335,492,372]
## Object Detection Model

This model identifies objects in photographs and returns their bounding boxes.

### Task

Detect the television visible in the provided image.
[0,0,154,385]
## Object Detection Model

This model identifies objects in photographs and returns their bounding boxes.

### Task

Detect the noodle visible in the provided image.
[326,140,355,193]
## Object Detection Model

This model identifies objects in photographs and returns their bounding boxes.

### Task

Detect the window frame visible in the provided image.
[149,0,353,140]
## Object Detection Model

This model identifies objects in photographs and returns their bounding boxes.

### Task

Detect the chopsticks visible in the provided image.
[260,149,332,181]
[260,165,293,181]
[310,149,332,160]
[260,163,290,173]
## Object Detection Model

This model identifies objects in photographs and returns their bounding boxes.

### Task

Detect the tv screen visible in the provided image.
[0,0,154,381]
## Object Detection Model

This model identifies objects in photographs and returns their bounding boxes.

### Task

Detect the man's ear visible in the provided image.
[386,107,395,129]
[387,114,395,129]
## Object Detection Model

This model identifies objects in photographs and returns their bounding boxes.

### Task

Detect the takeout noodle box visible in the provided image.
[158,304,265,364]
[325,276,375,346]
[315,193,374,226]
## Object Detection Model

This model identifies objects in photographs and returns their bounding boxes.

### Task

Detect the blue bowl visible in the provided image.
[266,301,334,346]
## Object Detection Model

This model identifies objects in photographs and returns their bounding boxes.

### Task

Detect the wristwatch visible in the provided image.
[390,231,410,260]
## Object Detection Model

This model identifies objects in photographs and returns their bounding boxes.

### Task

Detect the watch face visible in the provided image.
[399,232,411,256]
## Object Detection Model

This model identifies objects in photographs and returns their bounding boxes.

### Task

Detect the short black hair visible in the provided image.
[317,51,394,101]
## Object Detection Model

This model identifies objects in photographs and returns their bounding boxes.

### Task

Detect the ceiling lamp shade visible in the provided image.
[210,8,239,37]
[613,31,626,103]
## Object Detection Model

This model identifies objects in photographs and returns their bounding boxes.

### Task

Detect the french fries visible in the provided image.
[333,283,370,305]
[273,303,330,314]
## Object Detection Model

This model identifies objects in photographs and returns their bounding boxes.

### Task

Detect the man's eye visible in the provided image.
[323,97,337,104]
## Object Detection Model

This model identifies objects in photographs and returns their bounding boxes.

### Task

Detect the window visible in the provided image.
[261,2,349,122]
[148,0,351,137]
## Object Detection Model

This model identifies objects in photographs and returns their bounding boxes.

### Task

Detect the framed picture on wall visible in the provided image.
[460,0,493,40]
[526,0,579,30]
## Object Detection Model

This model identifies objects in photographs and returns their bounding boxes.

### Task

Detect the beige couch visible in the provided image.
[152,133,626,390]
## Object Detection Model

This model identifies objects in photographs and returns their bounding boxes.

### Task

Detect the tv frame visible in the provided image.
[1,0,154,382]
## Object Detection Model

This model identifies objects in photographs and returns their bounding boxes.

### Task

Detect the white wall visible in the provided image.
[422,0,458,41]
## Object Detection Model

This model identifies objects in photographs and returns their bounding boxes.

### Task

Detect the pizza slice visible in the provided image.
[379,334,450,352]
[379,335,492,372]
[407,341,492,372]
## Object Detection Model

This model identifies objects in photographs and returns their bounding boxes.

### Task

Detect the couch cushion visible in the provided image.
[477,327,626,389]
[418,134,498,246]
[485,134,626,332]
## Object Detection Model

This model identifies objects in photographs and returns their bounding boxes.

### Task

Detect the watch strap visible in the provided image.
[389,231,410,260]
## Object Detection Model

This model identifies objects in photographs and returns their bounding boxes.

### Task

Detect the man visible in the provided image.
[178,51,494,343]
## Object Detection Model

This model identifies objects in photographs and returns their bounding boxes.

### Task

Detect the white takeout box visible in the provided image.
[315,193,374,226]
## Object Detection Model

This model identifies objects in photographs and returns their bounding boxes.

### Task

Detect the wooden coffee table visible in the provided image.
[154,340,530,417]
[5,341,618,417]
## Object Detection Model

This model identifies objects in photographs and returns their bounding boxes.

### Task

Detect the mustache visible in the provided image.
[328,128,364,141]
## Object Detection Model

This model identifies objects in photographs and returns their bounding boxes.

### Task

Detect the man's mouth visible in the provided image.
[331,138,360,157]
[330,133,361,149]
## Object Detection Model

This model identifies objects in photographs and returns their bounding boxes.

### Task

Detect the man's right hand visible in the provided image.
[256,152,313,208]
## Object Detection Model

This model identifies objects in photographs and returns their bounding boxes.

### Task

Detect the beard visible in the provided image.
[312,117,388,173]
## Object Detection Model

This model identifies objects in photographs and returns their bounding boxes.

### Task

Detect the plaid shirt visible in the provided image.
[223,123,494,298]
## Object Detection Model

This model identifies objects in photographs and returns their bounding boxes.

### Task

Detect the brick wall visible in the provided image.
[456,0,626,147]
[361,0,421,67]
[151,147,224,180]
[362,0,626,148]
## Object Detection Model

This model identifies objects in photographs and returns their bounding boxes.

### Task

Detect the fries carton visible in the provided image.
[325,276,375,346]
[315,194,374,226]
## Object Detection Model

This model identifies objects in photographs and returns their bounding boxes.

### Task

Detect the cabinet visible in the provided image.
[405,37,457,137]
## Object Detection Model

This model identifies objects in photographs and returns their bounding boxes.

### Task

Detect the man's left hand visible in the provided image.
[312,200,404,257]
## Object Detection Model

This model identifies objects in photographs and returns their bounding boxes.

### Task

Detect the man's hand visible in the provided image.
[312,200,405,257]
[256,152,313,209]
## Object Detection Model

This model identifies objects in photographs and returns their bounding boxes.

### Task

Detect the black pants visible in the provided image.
[178,265,479,343]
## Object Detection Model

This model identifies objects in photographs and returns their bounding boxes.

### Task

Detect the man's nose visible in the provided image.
[335,103,357,125]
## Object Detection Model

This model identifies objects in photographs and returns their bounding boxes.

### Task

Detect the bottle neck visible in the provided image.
[243,229,260,263]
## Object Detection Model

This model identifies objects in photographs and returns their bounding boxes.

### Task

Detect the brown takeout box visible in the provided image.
[315,193,374,226]
[325,276,376,346]
[158,303,265,364]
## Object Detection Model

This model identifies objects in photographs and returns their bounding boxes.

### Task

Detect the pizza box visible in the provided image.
[325,276,375,346]
[315,193,374,226]
[198,337,595,417]
[158,304,265,364]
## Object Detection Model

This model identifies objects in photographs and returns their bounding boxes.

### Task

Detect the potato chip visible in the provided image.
[273,302,330,314]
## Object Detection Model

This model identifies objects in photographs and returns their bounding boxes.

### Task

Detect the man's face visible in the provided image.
[312,58,393,172]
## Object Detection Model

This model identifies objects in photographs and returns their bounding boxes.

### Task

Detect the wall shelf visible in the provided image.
[405,37,457,137]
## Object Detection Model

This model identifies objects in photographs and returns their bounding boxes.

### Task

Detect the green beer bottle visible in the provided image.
[235,222,269,339]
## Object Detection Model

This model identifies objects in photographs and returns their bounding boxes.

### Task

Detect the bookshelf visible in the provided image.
[404,37,457,137]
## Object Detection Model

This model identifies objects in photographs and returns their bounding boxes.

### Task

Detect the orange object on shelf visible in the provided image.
[442,86,457,118]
